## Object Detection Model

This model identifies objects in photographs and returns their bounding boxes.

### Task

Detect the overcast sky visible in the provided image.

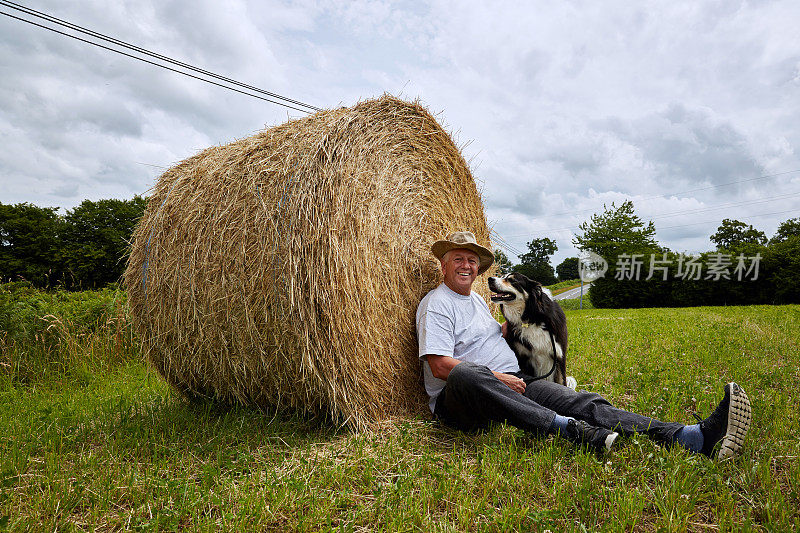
[1,0,798,264]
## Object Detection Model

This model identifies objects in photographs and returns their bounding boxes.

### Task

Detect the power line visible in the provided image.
[0,10,312,114]
[491,198,798,258]
[641,190,800,221]
[501,189,800,238]
[0,2,320,114]
[490,230,526,256]
[513,168,800,223]
[492,240,520,256]
[492,206,797,263]
[495,243,526,260]
[136,162,168,170]
[489,235,521,255]
[656,207,800,232]
[490,170,800,250]
[489,233,519,253]
[1,0,320,112]
[496,242,525,257]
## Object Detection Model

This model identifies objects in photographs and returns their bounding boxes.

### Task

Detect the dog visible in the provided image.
[488,272,576,389]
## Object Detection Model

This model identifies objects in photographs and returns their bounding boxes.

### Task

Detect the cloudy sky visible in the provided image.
[1,0,799,264]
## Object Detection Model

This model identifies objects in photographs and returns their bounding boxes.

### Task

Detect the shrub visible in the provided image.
[588,249,784,308]
[0,282,138,383]
[763,236,800,304]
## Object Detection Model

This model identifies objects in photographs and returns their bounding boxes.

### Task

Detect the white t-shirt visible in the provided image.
[416,283,520,412]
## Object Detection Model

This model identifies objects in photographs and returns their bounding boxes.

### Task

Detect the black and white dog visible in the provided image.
[488,272,577,389]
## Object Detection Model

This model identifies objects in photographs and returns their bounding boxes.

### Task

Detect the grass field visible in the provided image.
[1,285,798,531]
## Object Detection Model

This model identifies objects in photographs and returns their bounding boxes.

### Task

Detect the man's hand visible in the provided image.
[493,371,525,394]
[501,321,508,338]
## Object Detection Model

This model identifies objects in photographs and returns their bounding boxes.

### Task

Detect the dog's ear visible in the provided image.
[513,272,532,284]
[521,279,542,321]
[533,280,546,305]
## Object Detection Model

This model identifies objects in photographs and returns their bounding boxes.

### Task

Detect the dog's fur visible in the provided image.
[488,272,571,387]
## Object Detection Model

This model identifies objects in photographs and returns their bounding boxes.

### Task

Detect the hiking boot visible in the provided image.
[698,382,751,460]
[564,418,619,453]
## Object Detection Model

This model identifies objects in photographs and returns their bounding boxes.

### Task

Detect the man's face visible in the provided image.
[441,249,480,295]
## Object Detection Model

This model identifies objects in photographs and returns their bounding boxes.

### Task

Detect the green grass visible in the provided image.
[0,282,136,385]
[1,286,799,531]
[557,296,595,311]
[546,279,581,293]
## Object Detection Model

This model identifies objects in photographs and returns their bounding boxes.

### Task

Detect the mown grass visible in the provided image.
[558,297,595,310]
[546,279,581,294]
[1,285,798,531]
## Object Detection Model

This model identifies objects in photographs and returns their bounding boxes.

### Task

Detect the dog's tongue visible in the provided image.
[490,292,514,302]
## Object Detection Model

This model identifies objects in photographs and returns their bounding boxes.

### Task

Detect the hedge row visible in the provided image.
[589,237,800,308]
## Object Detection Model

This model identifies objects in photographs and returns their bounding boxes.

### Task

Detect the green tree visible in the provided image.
[0,202,63,287]
[60,196,147,289]
[514,237,557,285]
[763,236,800,303]
[572,200,658,260]
[573,201,664,309]
[493,249,513,275]
[556,257,579,281]
[769,217,800,245]
[710,219,767,250]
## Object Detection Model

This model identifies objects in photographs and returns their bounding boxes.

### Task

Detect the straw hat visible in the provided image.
[431,231,494,274]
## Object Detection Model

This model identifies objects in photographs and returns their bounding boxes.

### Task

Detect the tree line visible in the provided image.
[494,241,578,284]
[493,237,581,285]
[497,200,799,307]
[0,198,147,289]
[3,196,798,307]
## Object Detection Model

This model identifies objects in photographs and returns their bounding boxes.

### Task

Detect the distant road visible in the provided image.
[553,283,592,301]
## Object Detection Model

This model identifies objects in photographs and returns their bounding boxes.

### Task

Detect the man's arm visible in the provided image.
[425,354,461,380]
[425,354,526,394]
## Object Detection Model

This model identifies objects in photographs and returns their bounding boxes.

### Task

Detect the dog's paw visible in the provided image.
[566,376,577,390]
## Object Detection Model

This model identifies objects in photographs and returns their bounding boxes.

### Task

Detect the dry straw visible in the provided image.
[124,95,494,430]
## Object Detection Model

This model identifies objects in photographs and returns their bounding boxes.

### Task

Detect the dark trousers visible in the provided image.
[434,361,683,444]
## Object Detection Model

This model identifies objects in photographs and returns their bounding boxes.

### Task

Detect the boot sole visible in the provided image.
[718,382,751,460]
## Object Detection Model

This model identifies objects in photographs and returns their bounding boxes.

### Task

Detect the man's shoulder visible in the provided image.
[417,284,453,318]
[420,284,456,307]
[420,285,487,306]
[419,284,443,310]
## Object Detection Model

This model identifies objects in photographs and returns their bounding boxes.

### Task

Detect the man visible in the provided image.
[416,231,752,458]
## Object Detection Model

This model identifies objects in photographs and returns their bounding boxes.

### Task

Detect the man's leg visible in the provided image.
[435,365,750,458]
[434,362,619,452]
[519,377,684,444]
[520,377,753,458]
[434,362,556,434]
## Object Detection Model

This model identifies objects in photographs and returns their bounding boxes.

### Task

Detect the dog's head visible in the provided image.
[488,272,553,323]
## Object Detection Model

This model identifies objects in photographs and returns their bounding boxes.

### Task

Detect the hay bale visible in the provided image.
[124,95,494,429]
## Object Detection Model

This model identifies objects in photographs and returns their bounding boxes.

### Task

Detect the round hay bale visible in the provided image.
[124,95,494,429]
